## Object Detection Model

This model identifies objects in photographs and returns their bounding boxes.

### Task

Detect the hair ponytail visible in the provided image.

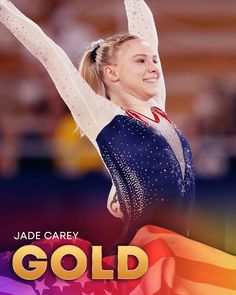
[79,49,106,97]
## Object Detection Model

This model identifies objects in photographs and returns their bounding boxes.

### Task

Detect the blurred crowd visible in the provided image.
[186,78,236,178]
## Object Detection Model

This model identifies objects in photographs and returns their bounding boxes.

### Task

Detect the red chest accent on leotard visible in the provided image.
[124,106,173,125]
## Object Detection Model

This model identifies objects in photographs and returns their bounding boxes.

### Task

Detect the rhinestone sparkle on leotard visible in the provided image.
[96,113,195,236]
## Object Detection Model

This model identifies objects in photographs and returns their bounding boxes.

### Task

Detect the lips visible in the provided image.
[143,78,158,83]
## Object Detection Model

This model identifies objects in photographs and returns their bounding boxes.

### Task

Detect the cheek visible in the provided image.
[118,64,146,86]
[125,63,145,74]
[133,63,146,73]
[128,67,146,83]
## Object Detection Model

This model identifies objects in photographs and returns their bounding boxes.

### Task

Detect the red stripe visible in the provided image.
[154,279,179,295]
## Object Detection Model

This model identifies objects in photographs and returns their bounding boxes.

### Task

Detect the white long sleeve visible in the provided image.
[0,0,121,142]
[124,0,166,111]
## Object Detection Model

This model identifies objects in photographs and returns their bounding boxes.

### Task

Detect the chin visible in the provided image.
[144,91,158,100]
[143,88,158,99]
[137,94,153,101]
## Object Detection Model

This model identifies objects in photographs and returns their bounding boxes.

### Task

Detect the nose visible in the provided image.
[148,61,161,78]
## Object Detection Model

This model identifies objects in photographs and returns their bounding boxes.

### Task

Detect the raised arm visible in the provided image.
[124,0,166,111]
[0,0,120,141]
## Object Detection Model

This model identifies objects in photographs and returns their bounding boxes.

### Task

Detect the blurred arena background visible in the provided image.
[0,0,236,254]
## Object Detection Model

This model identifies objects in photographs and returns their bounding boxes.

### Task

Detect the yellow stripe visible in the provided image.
[175,256,236,290]
[174,276,236,295]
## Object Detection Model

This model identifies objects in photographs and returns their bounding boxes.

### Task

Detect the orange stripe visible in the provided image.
[143,225,179,236]
[175,256,236,290]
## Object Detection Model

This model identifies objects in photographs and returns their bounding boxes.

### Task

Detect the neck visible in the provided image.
[109,89,155,116]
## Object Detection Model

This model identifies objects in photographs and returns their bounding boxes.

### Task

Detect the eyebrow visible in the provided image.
[132,54,158,58]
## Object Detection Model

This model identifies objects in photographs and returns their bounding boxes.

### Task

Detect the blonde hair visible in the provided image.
[79,34,139,98]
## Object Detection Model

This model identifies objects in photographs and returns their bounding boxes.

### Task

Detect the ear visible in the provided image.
[103,65,119,82]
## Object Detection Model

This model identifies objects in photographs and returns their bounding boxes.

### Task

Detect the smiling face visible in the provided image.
[111,39,161,101]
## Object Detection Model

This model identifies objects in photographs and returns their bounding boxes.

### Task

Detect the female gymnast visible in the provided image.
[0,0,195,244]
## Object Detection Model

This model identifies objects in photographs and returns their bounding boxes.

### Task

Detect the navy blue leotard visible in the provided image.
[97,112,195,241]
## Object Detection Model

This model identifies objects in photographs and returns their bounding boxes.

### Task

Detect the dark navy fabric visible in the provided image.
[96,115,195,241]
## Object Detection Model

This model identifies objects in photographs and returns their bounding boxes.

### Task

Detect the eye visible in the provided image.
[153,59,158,64]
[136,59,145,63]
